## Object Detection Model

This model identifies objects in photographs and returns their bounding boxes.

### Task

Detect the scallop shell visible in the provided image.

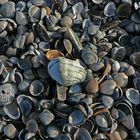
[48,57,87,86]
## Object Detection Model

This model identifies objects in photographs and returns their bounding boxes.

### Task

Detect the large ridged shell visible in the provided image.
[48,57,87,86]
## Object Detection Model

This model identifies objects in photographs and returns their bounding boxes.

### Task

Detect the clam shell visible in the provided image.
[0,20,8,32]
[81,49,98,65]
[0,2,15,18]
[46,50,64,60]
[15,11,28,26]
[38,110,55,125]
[92,0,103,4]
[112,72,128,87]
[69,109,85,126]
[60,16,73,27]
[111,47,126,62]
[30,0,45,6]
[130,52,140,66]
[3,101,20,120]
[100,80,116,95]
[0,83,17,106]
[29,80,44,96]
[4,124,17,139]
[125,88,140,105]
[74,128,92,140]
[17,95,33,117]
[117,3,131,18]
[86,78,99,94]
[48,57,87,86]
[26,119,38,133]
[104,2,116,17]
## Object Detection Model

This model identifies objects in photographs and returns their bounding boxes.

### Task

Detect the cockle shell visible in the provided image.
[48,57,87,86]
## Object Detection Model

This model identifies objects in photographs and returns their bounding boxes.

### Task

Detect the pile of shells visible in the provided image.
[0,0,140,139]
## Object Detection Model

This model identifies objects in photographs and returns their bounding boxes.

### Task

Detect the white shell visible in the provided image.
[48,57,87,86]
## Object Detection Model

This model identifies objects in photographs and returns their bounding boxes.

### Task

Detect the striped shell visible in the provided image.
[0,83,17,105]
[48,57,87,86]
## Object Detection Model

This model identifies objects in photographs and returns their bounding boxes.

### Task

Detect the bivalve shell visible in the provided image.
[48,57,87,86]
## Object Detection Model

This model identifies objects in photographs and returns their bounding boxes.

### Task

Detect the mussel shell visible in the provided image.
[48,57,87,86]
[26,119,38,133]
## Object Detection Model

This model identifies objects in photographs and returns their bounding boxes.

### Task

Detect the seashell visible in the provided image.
[38,110,55,125]
[69,83,82,94]
[57,134,72,140]
[89,61,104,72]
[25,31,34,45]
[131,13,140,24]
[31,55,41,68]
[133,77,140,91]
[86,78,99,94]
[112,72,128,87]
[111,47,126,62]
[57,83,67,101]
[125,88,140,105]
[0,20,8,32]
[98,42,112,52]
[122,114,134,130]
[17,59,32,71]
[28,5,41,23]
[130,52,140,66]
[16,1,26,12]
[15,11,28,26]
[69,109,85,126]
[101,95,114,109]
[93,133,108,140]
[0,0,8,4]
[100,80,116,95]
[125,66,135,76]
[38,41,51,52]
[18,79,30,92]
[29,80,44,96]
[48,57,87,86]
[95,114,109,128]
[74,128,92,140]
[4,124,17,139]
[13,34,26,49]
[104,2,116,17]
[34,23,50,42]
[60,16,73,27]
[18,129,35,140]
[0,2,15,18]
[63,39,73,55]
[0,83,17,106]
[46,50,64,60]
[17,95,33,117]
[116,3,131,18]
[26,119,38,133]
[130,127,140,139]
[81,49,98,65]
[3,101,20,120]
[87,25,99,35]
[107,131,122,140]
[66,28,83,54]
[92,0,103,4]
[117,124,128,140]
[30,0,45,6]
[72,2,83,16]
[118,34,130,46]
